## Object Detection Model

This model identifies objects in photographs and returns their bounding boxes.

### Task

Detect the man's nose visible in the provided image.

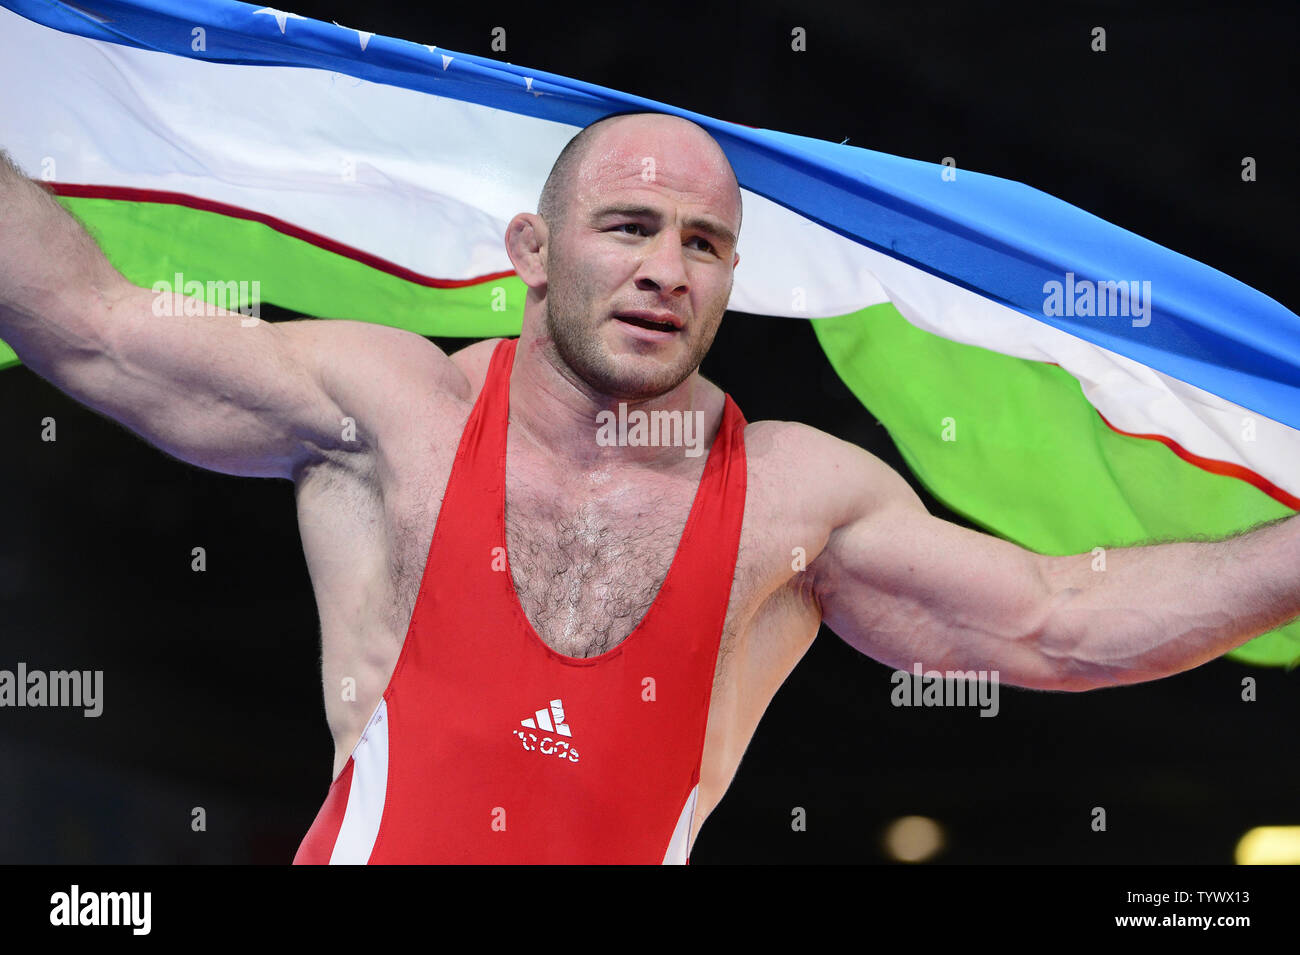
[634,231,689,296]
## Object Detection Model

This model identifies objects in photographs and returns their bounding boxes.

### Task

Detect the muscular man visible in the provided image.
[2,112,1297,863]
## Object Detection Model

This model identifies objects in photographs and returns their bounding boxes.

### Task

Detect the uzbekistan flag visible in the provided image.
[2,0,1297,666]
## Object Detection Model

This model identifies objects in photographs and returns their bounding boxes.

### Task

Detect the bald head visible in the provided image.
[510,110,743,401]
[537,112,742,242]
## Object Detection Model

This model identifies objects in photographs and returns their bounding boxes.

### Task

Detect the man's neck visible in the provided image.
[506,330,723,471]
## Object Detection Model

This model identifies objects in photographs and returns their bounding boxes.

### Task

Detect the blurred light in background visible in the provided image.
[883,815,945,862]
[1235,826,1300,864]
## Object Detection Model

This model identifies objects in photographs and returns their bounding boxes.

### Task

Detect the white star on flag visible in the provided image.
[332,21,373,51]
[253,7,305,34]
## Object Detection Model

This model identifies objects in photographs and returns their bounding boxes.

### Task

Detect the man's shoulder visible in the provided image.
[739,417,908,525]
[739,418,844,463]
[738,420,840,510]
[447,336,507,399]
[286,319,476,400]
[285,322,490,463]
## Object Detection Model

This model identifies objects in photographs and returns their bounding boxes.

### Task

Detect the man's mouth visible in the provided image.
[613,310,683,333]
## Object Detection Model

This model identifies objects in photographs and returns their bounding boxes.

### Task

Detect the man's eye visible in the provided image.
[688,236,716,253]
[617,223,645,236]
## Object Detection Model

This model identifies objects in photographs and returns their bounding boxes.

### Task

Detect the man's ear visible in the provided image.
[506,213,548,289]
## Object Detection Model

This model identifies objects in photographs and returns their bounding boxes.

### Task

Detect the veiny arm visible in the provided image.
[1038,513,1300,686]
[803,429,1300,691]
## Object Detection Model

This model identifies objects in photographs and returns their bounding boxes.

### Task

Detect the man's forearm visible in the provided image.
[0,148,127,370]
[1039,513,1300,688]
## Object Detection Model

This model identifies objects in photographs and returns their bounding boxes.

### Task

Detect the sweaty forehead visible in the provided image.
[573,119,740,219]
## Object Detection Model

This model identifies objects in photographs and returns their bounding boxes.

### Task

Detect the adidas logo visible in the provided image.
[521,698,571,736]
[512,698,580,763]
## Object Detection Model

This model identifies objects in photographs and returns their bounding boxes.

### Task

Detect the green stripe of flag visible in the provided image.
[0,196,525,370]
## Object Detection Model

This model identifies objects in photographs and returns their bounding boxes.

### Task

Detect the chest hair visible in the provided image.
[504,480,694,659]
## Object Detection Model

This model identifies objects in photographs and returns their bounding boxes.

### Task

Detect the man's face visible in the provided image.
[542,119,741,401]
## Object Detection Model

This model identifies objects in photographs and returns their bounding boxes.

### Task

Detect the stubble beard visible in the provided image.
[543,269,721,403]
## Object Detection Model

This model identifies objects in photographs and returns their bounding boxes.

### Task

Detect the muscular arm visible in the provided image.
[802,428,1300,691]
[1038,514,1300,685]
[0,149,465,480]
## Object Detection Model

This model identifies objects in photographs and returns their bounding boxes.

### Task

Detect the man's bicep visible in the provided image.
[813,475,1062,688]
[85,293,454,481]
[49,285,351,479]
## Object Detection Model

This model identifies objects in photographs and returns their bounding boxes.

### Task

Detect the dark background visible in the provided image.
[0,0,1296,864]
